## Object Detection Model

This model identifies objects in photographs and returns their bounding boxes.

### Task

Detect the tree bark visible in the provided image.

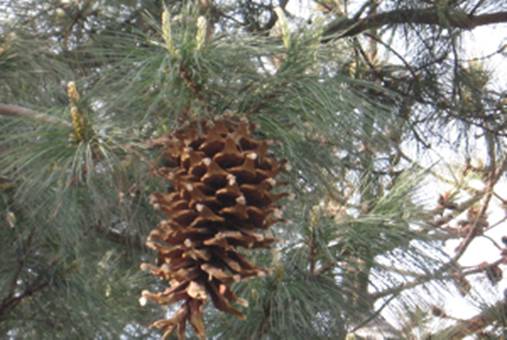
[323,7,507,41]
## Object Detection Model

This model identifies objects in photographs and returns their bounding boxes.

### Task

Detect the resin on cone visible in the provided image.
[141,118,287,340]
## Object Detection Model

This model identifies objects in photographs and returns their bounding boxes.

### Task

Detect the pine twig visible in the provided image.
[431,300,507,338]
[0,104,71,127]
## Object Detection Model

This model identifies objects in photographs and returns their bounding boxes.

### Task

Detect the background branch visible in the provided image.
[323,7,507,40]
[0,104,70,127]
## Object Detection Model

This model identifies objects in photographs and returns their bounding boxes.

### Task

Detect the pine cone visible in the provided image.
[141,118,287,340]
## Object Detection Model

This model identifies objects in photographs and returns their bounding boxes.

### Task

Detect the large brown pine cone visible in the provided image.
[141,118,287,340]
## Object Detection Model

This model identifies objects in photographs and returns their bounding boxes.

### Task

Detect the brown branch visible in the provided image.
[431,300,507,338]
[323,7,507,41]
[453,158,507,259]
[0,254,77,321]
[430,191,484,228]
[0,278,50,320]
[0,104,71,127]
[372,250,505,301]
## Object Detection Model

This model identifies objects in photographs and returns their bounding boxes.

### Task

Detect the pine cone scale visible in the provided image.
[142,118,286,339]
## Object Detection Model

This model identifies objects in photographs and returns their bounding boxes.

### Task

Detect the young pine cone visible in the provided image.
[141,118,287,340]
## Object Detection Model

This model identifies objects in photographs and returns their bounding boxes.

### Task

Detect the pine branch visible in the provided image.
[323,7,507,41]
[0,104,71,127]
[0,277,50,320]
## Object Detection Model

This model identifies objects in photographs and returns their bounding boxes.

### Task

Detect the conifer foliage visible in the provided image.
[1,0,507,339]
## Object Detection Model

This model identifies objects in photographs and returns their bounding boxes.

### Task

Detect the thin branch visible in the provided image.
[0,247,58,320]
[0,104,71,127]
[350,293,397,333]
[453,158,507,258]
[373,256,504,301]
[0,278,50,320]
[352,1,371,21]
[431,300,507,338]
[363,32,418,79]
[480,234,503,251]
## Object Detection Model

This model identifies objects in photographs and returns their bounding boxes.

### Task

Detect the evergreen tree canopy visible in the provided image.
[1,0,507,339]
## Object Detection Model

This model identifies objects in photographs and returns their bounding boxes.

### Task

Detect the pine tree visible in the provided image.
[1,1,507,339]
